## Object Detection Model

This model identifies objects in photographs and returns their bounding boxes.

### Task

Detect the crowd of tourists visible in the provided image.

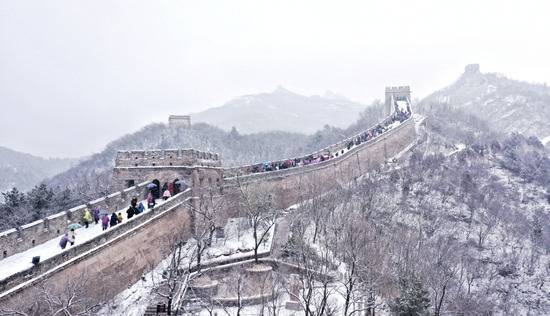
[58,179,187,250]
[239,106,412,175]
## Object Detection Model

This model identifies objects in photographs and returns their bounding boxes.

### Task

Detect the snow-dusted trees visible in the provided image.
[149,238,196,316]
[237,182,277,263]
[0,184,80,231]
[389,274,431,316]
[0,274,105,316]
[190,187,225,272]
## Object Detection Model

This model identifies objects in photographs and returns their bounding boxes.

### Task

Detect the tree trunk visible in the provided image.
[435,283,447,316]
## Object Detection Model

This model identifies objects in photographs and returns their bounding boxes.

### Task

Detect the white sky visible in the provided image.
[1,0,549,158]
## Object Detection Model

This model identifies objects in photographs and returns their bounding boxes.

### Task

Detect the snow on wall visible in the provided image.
[0,190,192,302]
[0,180,150,259]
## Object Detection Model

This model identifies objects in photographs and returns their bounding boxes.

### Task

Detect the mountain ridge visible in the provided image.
[190,86,365,134]
[0,146,78,194]
[420,64,550,146]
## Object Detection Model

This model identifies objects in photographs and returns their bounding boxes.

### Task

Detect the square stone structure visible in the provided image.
[112,149,223,193]
[385,86,411,116]
[168,115,191,128]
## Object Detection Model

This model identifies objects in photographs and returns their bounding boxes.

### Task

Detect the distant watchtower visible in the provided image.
[385,86,411,116]
[169,115,191,128]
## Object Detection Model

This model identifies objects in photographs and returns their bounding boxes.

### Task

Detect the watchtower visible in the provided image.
[168,115,191,128]
[385,86,411,116]
[112,148,222,194]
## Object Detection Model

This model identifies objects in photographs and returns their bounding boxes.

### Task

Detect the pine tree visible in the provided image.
[1,187,27,228]
[27,183,54,220]
[52,187,77,213]
[2,187,25,208]
[389,275,431,316]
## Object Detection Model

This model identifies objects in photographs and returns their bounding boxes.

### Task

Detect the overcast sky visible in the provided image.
[1,0,549,158]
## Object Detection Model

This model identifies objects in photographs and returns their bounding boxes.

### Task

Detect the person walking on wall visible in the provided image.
[83,208,93,229]
[147,191,156,209]
[163,189,171,201]
[131,196,138,208]
[137,202,145,214]
[117,212,123,223]
[110,212,118,227]
[101,214,109,231]
[126,204,136,219]
[92,207,100,224]
[59,233,69,249]
[68,228,76,246]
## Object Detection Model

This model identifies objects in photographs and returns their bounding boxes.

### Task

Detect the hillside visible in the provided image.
[0,146,77,194]
[283,106,550,315]
[192,86,365,134]
[45,102,384,199]
[420,64,550,146]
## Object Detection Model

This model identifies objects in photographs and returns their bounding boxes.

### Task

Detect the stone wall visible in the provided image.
[115,149,220,168]
[112,148,223,191]
[223,118,416,209]
[0,180,151,260]
[0,190,193,309]
[0,114,417,310]
[112,166,224,193]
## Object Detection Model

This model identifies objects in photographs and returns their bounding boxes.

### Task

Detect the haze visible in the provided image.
[1,0,549,158]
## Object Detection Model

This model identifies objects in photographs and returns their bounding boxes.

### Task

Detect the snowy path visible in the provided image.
[0,198,169,282]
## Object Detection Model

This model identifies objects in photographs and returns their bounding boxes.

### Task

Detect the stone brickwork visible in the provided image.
[113,149,223,193]
[0,191,193,309]
[0,180,151,260]
[223,117,416,210]
[169,115,191,128]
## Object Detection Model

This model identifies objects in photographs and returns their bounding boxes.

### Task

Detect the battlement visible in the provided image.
[385,86,411,92]
[169,115,191,128]
[115,149,221,168]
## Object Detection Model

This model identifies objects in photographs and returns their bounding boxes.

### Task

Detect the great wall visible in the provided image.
[0,86,419,311]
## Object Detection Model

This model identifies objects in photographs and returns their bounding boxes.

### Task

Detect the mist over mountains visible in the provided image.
[192,86,365,134]
[0,146,77,194]
[2,64,549,203]
[421,64,550,146]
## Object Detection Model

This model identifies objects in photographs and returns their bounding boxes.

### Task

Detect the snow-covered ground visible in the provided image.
[0,198,169,282]
[99,217,276,316]
[446,143,466,157]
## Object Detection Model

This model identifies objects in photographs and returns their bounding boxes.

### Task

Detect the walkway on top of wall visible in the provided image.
[0,196,173,282]
[223,114,416,182]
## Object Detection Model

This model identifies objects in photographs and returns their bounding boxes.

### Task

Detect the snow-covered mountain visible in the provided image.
[192,86,365,134]
[420,64,550,146]
[0,146,78,194]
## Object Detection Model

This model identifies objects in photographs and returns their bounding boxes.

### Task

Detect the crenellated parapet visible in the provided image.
[113,149,223,194]
[115,149,220,168]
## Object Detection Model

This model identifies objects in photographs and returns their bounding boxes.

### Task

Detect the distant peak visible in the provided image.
[323,90,348,101]
[273,85,296,95]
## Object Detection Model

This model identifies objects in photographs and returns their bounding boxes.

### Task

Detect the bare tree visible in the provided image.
[190,187,225,272]
[0,274,104,316]
[237,181,277,263]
